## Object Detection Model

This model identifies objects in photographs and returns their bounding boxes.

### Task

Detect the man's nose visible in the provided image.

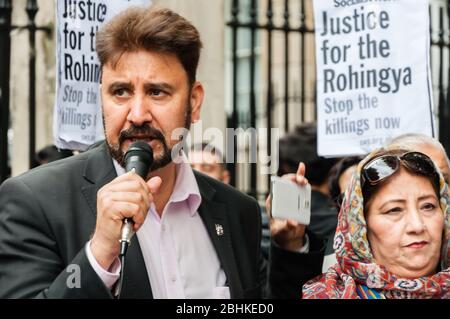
[127,95,152,126]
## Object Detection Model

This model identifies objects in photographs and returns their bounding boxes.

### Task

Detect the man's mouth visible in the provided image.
[128,136,153,143]
[125,135,162,143]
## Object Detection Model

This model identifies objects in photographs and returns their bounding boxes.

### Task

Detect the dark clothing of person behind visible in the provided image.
[268,230,325,298]
[260,205,271,261]
[308,191,338,241]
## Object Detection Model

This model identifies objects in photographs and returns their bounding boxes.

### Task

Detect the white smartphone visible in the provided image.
[270,176,311,225]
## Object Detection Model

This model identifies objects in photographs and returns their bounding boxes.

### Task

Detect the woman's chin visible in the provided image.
[389,263,436,279]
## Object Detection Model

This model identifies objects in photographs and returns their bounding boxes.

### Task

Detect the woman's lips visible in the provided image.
[405,241,428,248]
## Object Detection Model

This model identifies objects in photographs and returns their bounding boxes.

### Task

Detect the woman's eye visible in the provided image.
[422,203,437,211]
[385,207,402,215]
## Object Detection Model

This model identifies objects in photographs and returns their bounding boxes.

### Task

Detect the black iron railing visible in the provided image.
[0,0,51,183]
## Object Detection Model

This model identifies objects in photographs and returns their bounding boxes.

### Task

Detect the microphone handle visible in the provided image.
[119,164,150,254]
[119,167,139,256]
[119,218,134,256]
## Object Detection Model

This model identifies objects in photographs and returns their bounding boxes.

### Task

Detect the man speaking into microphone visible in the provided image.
[0,6,315,299]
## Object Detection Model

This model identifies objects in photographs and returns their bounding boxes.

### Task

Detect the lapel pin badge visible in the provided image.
[215,224,224,236]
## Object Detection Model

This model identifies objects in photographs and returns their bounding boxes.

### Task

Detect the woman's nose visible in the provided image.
[405,209,426,234]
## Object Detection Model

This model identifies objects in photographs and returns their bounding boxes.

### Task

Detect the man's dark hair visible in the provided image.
[278,122,337,186]
[96,6,202,86]
[35,145,73,166]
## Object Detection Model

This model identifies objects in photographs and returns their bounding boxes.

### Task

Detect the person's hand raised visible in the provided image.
[266,162,308,252]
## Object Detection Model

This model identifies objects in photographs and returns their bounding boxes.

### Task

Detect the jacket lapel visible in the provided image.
[81,142,117,217]
[195,173,244,298]
[80,142,153,298]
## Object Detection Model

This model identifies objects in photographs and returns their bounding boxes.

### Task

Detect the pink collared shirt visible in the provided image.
[86,156,229,299]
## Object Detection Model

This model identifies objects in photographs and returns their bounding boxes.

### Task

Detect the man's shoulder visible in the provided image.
[5,144,108,190]
[193,170,258,207]
[193,171,262,234]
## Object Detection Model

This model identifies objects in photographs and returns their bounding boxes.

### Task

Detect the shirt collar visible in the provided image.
[112,152,202,217]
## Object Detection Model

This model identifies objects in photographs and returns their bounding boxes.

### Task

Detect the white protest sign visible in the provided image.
[54,0,150,151]
[313,0,434,157]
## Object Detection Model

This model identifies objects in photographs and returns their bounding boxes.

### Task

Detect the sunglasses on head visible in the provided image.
[361,151,440,189]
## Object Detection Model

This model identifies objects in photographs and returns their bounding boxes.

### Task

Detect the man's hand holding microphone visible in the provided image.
[90,141,161,271]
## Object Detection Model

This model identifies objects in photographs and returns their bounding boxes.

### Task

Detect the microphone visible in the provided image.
[114,141,153,299]
[120,141,153,256]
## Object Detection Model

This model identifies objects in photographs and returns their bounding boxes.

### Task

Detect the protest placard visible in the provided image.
[313,0,434,157]
[54,0,150,150]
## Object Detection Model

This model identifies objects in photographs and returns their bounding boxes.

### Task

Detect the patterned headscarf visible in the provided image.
[302,149,450,299]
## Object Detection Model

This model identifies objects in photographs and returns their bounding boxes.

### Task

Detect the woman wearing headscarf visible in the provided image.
[302,148,449,299]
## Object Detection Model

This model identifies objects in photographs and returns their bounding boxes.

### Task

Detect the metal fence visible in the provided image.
[0,0,51,184]
[226,0,450,199]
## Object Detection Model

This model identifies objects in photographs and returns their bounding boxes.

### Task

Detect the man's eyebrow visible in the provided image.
[143,82,175,92]
[107,82,133,92]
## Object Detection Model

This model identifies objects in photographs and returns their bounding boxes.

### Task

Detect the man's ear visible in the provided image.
[190,81,204,123]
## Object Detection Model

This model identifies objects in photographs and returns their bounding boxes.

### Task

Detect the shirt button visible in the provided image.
[171,276,177,282]
[161,224,166,232]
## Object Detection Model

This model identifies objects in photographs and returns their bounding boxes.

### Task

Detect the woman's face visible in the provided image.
[365,167,444,278]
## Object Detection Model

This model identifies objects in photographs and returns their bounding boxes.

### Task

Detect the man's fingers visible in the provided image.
[107,201,143,220]
[107,177,150,194]
[99,184,150,205]
[110,171,144,183]
[147,176,162,194]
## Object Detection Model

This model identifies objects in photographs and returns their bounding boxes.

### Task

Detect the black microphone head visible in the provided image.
[124,141,154,178]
